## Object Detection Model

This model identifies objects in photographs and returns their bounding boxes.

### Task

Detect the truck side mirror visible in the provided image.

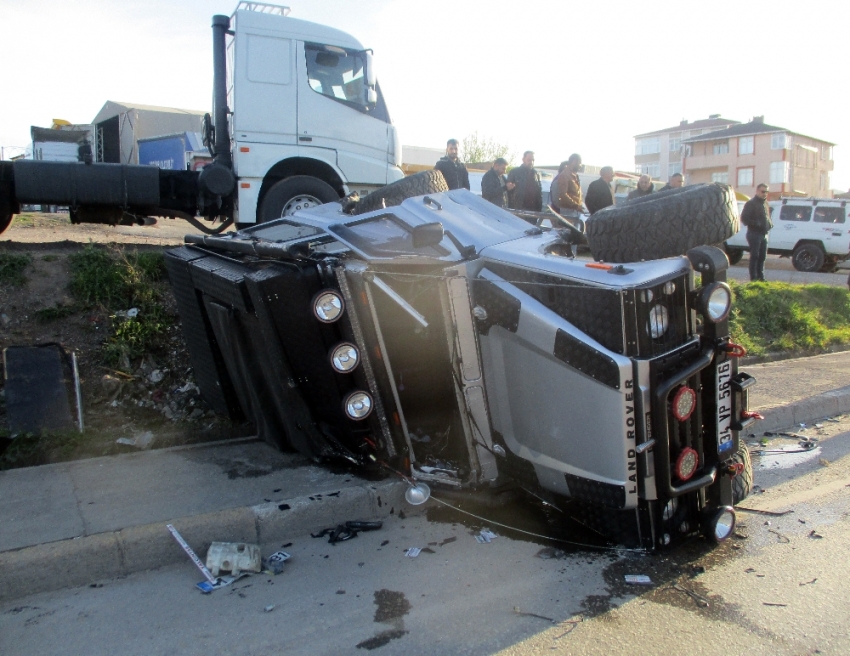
[412,222,444,248]
[366,88,377,107]
[365,51,376,87]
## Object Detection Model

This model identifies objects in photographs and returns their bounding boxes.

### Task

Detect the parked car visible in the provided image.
[725,198,850,272]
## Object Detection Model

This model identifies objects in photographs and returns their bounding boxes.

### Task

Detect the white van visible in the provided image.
[725,198,850,272]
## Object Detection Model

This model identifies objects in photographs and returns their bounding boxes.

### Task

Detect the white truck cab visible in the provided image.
[227,4,403,226]
[725,197,850,272]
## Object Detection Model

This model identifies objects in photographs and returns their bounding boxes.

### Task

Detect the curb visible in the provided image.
[0,479,410,603]
[754,385,850,434]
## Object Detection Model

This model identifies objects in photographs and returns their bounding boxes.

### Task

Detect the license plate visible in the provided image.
[717,359,733,453]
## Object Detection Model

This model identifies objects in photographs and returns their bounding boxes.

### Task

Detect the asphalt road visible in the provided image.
[2,419,849,655]
[727,253,849,287]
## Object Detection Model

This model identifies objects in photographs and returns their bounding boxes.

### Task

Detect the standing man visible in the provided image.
[628,174,654,199]
[434,138,470,191]
[481,157,510,207]
[507,151,542,211]
[585,166,615,214]
[740,183,772,281]
[555,153,584,215]
[660,172,684,191]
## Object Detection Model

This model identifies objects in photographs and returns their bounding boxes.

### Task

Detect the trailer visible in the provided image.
[0,2,403,236]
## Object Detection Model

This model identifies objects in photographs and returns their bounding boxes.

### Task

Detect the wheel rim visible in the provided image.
[796,249,819,271]
[281,194,322,216]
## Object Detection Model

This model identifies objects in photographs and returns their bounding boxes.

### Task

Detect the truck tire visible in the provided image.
[791,242,825,272]
[585,183,738,263]
[0,212,12,235]
[732,443,753,505]
[258,176,340,223]
[725,245,744,265]
[353,170,449,215]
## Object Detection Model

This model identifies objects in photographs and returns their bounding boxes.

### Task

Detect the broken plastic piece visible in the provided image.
[624,574,652,585]
[405,547,421,558]
[265,550,291,574]
[166,524,216,585]
[206,542,262,577]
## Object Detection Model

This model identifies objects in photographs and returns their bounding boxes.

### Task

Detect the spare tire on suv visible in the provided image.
[585,183,739,263]
[353,170,449,215]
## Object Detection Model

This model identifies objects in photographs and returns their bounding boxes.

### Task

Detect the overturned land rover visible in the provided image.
[165,175,757,550]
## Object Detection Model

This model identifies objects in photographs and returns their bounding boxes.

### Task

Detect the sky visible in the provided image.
[2,0,848,189]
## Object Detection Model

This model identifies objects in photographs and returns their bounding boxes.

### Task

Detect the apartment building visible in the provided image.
[682,117,835,199]
[633,115,740,181]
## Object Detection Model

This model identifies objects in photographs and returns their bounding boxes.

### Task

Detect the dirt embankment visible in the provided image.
[0,213,247,468]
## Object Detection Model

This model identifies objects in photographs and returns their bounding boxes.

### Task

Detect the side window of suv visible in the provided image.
[780,205,812,222]
[813,207,845,224]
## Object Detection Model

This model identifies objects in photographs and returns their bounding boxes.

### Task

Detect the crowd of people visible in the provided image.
[433,138,684,217]
[434,138,773,281]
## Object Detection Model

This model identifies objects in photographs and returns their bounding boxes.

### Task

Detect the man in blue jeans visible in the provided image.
[740,183,772,281]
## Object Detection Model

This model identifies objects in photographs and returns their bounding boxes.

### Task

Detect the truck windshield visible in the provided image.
[305,43,389,121]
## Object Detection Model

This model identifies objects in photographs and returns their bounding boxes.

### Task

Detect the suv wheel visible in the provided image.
[791,243,826,272]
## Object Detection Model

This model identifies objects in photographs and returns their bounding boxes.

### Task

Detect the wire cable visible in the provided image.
[428,494,646,554]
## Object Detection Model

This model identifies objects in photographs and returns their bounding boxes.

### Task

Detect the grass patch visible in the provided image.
[730,280,850,356]
[34,304,78,323]
[42,254,60,262]
[68,244,169,370]
[0,252,32,285]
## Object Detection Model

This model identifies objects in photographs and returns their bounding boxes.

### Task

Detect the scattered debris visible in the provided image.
[670,584,710,608]
[439,536,457,547]
[312,520,383,545]
[264,550,291,575]
[166,524,243,593]
[767,529,790,544]
[819,458,831,466]
[405,547,421,558]
[420,547,435,554]
[206,542,262,577]
[148,369,164,384]
[264,604,276,613]
[799,578,817,586]
[807,530,823,539]
[513,606,555,623]
[762,602,788,607]
[115,431,155,449]
[475,528,498,544]
[736,507,792,517]
[624,575,653,585]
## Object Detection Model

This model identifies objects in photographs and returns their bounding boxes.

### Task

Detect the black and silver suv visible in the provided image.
[165,174,756,550]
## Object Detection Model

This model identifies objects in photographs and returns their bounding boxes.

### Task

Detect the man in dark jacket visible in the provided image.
[481,157,509,207]
[585,166,615,214]
[507,151,542,211]
[660,172,683,191]
[628,174,654,199]
[434,138,470,191]
[740,183,773,281]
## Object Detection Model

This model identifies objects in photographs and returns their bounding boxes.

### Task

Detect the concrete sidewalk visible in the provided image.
[1,351,849,602]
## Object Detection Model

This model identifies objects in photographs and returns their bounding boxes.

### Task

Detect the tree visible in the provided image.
[460,132,515,167]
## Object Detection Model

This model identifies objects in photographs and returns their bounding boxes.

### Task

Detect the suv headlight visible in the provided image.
[648,304,669,339]
[697,282,731,323]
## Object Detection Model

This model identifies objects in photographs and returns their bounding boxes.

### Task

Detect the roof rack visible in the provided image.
[233,2,291,17]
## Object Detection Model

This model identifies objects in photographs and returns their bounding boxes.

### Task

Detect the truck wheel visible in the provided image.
[732,443,753,504]
[791,243,825,272]
[352,170,449,215]
[585,183,738,263]
[724,245,744,265]
[258,176,340,223]
[0,212,12,235]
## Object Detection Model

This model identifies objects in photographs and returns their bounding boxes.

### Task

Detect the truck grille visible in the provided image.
[628,274,692,358]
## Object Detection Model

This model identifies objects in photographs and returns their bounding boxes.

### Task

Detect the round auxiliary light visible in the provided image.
[675,447,699,481]
[647,304,669,339]
[708,506,736,543]
[404,482,431,506]
[698,282,732,323]
[343,391,373,420]
[312,290,344,323]
[641,289,654,303]
[663,281,677,295]
[330,343,360,373]
[671,386,697,421]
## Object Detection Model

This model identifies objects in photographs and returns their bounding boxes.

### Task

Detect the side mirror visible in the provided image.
[412,222,444,248]
[366,88,377,107]
[365,51,376,87]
